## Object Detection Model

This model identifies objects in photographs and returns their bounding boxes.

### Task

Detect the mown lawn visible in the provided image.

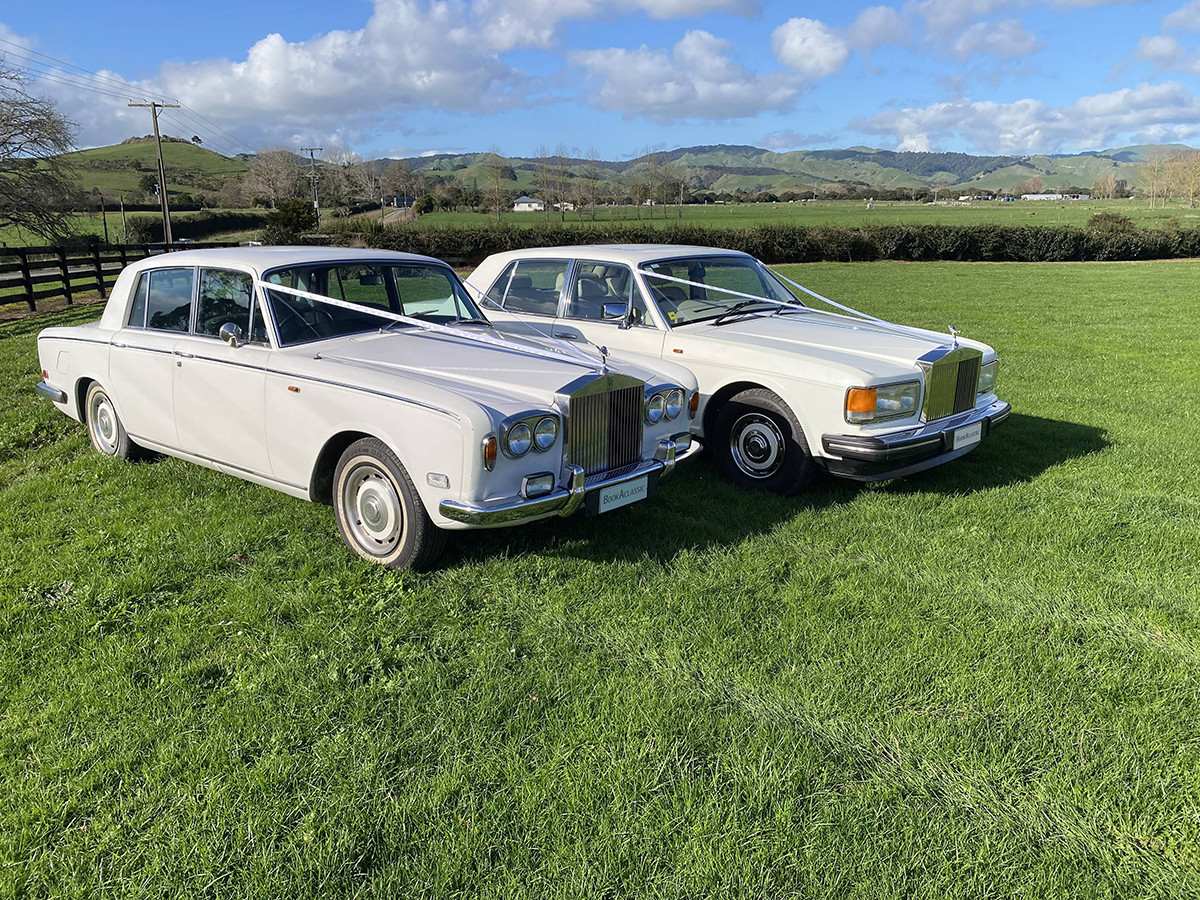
[2,261,1199,898]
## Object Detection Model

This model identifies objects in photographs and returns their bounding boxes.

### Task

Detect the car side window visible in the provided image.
[196,268,260,340]
[489,260,567,316]
[563,261,648,324]
[134,267,195,333]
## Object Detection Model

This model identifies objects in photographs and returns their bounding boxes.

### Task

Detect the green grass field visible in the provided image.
[3,261,1200,897]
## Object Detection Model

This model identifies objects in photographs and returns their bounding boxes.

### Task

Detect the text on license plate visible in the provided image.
[597,476,648,514]
[953,422,983,449]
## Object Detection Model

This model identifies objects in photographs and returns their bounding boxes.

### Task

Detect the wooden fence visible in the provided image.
[0,243,240,313]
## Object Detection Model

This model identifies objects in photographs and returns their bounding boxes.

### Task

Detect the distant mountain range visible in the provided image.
[62,139,1195,199]
[392,143,1193,194]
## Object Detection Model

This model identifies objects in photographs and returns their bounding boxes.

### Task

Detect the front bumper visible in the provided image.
[819,399,1011,482]
[438,435,700,527]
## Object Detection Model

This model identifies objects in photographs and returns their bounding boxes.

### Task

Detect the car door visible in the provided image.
[107,265,194,449]
[550,260,667,359]
[477,258,569,343]
[172,267,272,475]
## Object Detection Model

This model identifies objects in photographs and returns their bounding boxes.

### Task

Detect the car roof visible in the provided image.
[482,244,753,267]
[123,246,447,277]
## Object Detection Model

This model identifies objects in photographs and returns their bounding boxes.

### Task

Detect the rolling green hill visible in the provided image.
[61,137,247,197]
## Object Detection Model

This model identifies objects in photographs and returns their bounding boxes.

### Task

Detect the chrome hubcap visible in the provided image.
[729,413,785,479]
[342,461,403,556]
[89,392,118,454]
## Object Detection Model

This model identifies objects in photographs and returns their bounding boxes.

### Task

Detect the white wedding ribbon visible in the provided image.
[255,280,603,370]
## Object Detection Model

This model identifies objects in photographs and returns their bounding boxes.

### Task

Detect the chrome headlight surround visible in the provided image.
[844,380,922,424]
[977,360,998,395]
[664,389,685,420]
[500,411,560,459]
[645,393,666,424]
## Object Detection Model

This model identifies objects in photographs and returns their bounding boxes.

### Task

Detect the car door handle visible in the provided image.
[174,351,195,358]
[555,331,584,341]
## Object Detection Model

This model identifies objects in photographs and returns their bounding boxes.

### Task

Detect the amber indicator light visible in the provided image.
[846,387,877,413]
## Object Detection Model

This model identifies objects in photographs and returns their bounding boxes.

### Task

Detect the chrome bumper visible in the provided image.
[820,399,1011,482]
[439,435,699,527]
[35,381,68,404]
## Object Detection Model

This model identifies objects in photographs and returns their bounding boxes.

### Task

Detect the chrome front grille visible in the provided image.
[567,377,644,477]
[921,346,983,421]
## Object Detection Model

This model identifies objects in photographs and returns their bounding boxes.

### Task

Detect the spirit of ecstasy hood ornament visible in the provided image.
[948,325,959,348]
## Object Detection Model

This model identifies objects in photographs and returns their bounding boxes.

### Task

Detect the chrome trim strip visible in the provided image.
[35,381,67,404]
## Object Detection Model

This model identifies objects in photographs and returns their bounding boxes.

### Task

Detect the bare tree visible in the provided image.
[1166,150,1200,208]
[1011,176,1045,197]
[1091,173,1115,200]
[482,147,508,223]
[0,58,77,241]
[245,146,303,208]
[1140,154,1169,208]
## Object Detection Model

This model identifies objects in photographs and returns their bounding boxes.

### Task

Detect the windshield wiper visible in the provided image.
[772,302,809,316]
[452,317,490,326]
[712,300,772,326]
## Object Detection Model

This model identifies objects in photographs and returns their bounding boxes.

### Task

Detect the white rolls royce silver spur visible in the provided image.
[34,247,700,569]
[469,245,1010,496]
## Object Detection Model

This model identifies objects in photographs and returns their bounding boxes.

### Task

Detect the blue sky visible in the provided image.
[3,1,1200,161]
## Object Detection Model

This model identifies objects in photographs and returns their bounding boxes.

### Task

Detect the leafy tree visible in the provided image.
[260,197,317,244]
[0,58,77,241]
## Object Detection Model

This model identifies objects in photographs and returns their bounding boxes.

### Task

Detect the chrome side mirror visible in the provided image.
[602,302,629,327]
[219,322,244,348]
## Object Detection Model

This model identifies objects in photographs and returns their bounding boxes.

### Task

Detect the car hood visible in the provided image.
[307,328,617,410]
[676,311,990,380]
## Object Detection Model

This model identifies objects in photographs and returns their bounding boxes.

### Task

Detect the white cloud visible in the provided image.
[771,18,851,78]
[852,82,1200,153]
[757,128,839,150]
[472,0,760,51]
[848,6,910,49]
[1132,34,1200,74]
[951,19,1043,59]
[571,30,800,121]
[909,0,1013,36]
[1164,1,1200,30]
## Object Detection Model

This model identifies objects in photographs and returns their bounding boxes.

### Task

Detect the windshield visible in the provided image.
[639,256,803,327]
[263,262,484,346]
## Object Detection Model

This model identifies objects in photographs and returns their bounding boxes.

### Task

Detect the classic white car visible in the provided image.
[469,244,1010,495]
[35,247,700,569]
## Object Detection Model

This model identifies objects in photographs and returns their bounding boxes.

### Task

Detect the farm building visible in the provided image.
[513,196,545,212]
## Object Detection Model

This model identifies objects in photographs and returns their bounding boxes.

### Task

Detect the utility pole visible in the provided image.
[128,102,180,246]
[301,147,323,229]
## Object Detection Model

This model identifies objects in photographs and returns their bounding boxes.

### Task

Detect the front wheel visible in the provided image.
[332,437,446,570]
[712,388,815,495]
[84,382,141,460]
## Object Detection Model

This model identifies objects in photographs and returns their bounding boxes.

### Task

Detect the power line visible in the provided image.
[0,38,165,99]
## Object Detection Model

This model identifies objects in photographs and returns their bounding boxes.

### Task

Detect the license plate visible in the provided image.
[954,422,983,449]
[594,476,649,515]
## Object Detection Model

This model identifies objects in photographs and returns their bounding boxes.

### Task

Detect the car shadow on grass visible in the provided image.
[442,412,1108,567]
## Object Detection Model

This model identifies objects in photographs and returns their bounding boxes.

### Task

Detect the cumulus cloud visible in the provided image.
[951,19,1043,59]
[571,30,800,121]
[1165,1,1200,30]
[771,18,851,78]
[757,128,839,150]
[852,81,1200,153]
[909,0,1014,36]
[848,6,910,49]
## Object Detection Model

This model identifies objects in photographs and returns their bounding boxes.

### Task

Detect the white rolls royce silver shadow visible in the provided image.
[35,247,700,569]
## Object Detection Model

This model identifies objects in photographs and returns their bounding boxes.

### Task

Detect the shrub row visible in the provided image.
[125,210,269,243]
[331,221,1200,266]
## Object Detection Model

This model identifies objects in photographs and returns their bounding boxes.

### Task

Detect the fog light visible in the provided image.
[522,473,555,498]
[426,473,450,489]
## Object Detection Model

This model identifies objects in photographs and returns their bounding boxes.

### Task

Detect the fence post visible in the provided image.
[57,247,74,306]
[92,247,107,299]
[17,249,35,312]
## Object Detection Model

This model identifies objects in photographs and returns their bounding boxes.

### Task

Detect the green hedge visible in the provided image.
[331,221,1200,266]
[124,210,269,243]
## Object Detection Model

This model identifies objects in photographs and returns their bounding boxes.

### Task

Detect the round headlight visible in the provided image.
[664,389,684,420]
[534,416,558,451]
[506,422,532,456]
[645,393,665,424]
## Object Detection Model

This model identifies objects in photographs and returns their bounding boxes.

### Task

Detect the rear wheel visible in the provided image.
[84,382,140,460]
[332,437,445,570]
[713,388,815,495]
